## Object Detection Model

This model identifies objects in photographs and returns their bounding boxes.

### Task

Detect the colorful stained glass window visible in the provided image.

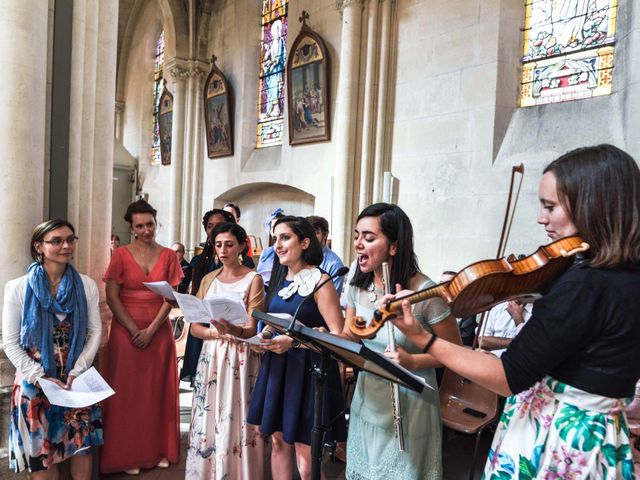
[151,31,165,164]
[257,0,288,148]
[521,0,617,107]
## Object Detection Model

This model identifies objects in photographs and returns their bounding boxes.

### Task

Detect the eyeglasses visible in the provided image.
[42,236,79,247]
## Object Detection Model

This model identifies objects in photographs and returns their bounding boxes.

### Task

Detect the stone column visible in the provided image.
[77,0,99,273]
[358,0,380,212]
[187,63,207,256]
[67,0,87,230]
[332,0,365,262]
[90,0,118,318]
[372,0,393,202]
[166,60,189,243]
[114,100,125,140]
[0,0,49,384]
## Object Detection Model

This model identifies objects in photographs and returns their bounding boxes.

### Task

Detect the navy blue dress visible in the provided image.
[247,279,348,445]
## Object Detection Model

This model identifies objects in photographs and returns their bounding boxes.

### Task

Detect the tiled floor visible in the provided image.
[1,383,493,479]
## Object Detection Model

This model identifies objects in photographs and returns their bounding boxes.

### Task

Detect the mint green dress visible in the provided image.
[345,274,450,479]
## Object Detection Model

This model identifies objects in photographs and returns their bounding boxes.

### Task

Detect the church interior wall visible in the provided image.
[114,0,640,278]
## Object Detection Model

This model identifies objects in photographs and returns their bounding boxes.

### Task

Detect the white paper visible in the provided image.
[236,334,266,346]
[174,291,247,325]
[143,281,176,301]
[38,367,115,408]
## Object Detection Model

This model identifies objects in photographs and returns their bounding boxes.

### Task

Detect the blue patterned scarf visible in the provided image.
[20,262,88,378]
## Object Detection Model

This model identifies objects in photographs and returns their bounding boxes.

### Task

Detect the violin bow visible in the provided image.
[475,163,525,349]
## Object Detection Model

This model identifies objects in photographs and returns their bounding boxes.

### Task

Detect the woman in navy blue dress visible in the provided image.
[248,216,347,480]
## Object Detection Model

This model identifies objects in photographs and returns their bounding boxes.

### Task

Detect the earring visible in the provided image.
[38,253,44,264]
[239,254,244,264]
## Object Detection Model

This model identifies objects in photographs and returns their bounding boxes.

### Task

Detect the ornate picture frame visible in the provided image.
[286,11,331,145]
[158,80,173,165]
[158,80,174,166]
[204,55,234,158]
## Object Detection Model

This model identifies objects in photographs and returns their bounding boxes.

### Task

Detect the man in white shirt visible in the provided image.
[478,299,533,357]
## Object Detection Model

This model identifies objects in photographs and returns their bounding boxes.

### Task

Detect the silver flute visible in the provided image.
[382,262,405,451]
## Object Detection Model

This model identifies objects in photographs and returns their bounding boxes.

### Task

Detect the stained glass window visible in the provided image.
[520,0,617,107]
[257,0,288,148]
[151,31,165,164]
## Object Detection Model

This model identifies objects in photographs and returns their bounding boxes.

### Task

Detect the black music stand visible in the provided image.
[253,311,431,480]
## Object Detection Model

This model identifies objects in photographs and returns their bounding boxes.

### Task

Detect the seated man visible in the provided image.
[478,299,532,357]
[306,215,345,294]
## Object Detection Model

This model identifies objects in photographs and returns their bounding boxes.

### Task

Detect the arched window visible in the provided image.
[151,31,165,164]
[520,0,617,107]
[257,0,288,148]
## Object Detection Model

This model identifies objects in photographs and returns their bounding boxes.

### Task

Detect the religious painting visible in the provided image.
[158,80,173,166]
[520,0,617,107]
[257,0,288,148]
[204,56,233,158]
[287,11,330,145]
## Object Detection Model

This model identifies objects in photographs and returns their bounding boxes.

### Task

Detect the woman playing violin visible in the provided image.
[339,203,461,479]
[391,144,640,478]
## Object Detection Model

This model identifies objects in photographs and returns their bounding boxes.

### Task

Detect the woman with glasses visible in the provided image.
[100,200,183,475]
[2,219,103,478]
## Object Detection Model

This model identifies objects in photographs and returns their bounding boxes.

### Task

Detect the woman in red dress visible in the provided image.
[100,200,183,475]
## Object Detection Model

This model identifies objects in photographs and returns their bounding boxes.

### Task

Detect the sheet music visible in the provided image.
[174,291,247,325]
[143,281,176,301]
[235,334,266,346]
[38,367,115,408]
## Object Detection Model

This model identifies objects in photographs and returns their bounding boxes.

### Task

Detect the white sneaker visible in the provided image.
[124,468,140,475]
[157,458,170,468]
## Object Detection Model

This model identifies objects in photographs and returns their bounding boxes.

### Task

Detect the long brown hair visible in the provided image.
[544,144,640,267]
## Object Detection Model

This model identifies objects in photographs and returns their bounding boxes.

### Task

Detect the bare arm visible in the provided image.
[387,314,462,370]
[479,336,513,351]
[314,276,344,334]
[105,279,139,336]
[392,300,512,396]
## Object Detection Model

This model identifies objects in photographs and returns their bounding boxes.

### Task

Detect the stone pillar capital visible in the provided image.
[336,0,365,13]
[187,62,208,81]
[165,57,190,83]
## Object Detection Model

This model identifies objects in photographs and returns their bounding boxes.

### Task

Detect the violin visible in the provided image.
[349,235,589,339]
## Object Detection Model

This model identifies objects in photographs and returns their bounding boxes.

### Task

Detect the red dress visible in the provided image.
[100,247,183,473]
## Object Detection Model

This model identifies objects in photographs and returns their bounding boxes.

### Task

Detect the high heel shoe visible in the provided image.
[157,458,170,468]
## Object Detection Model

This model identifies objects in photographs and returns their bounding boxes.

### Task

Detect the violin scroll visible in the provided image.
[349,306,396,339]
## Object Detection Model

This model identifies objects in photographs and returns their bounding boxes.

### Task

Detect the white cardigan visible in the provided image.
[2,274,102,384]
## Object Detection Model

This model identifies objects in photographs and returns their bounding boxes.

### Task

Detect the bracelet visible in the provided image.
[422,333,438,354]
[209,328,214,340]
[237,326,245,338]
[291,339,301,349]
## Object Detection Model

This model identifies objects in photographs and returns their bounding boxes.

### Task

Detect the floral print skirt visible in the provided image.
[483,376,635,479]
[9,373,104,472]
[186,338,264,480]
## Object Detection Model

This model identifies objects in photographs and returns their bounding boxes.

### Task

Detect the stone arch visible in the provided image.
[116,0,189,102]
[213,182,316,249]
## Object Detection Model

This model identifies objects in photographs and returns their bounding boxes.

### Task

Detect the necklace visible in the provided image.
[137,242,156,258]
[367,283,378,303]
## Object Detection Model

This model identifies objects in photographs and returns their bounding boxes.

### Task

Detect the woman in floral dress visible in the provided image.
[2,219,103,478]
[390,144,640,479]
[186,222,265,479]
